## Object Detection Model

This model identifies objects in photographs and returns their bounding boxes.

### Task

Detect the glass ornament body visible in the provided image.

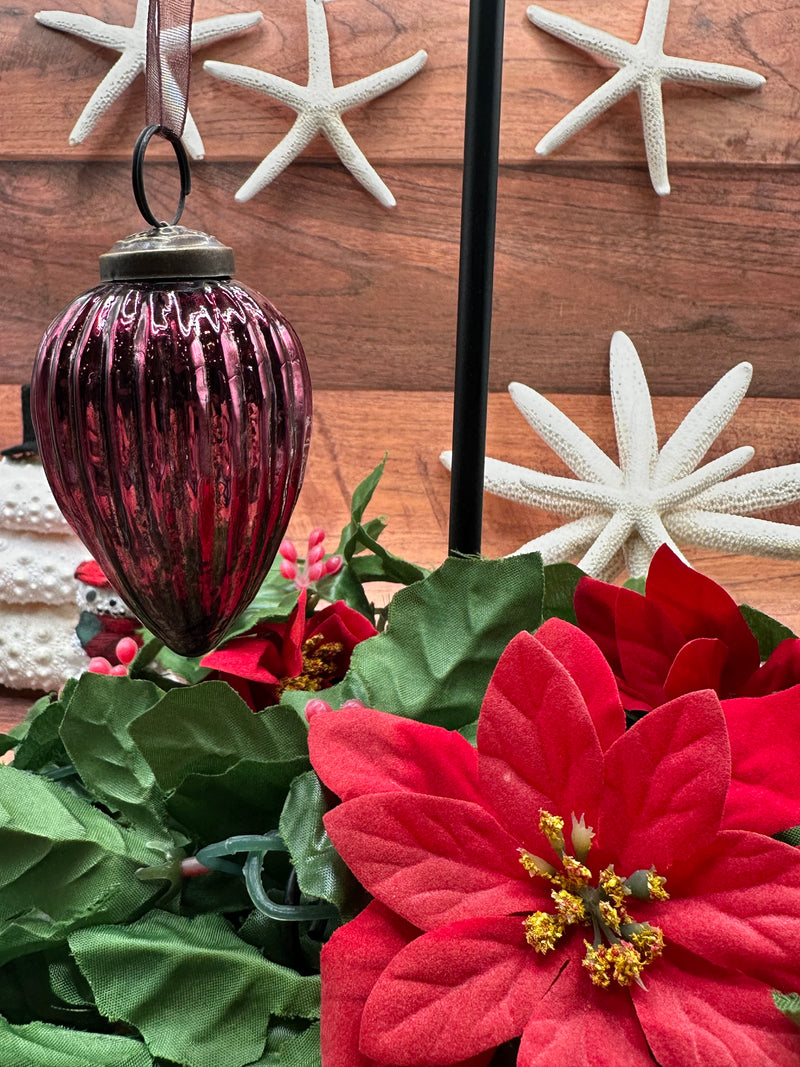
[31,227,311,657]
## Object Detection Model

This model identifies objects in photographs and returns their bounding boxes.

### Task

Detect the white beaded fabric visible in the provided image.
[0,459,88,691]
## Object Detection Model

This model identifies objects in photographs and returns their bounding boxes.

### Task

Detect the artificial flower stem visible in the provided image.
[242,853,339,922]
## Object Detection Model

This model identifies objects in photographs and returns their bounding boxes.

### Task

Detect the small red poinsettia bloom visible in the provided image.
[574,544,800,711]
[201,589,377,710]
[310,620,800,1067]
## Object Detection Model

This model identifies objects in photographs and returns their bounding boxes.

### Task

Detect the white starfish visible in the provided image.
[204,0,427,206]
[35,0,264,159]
[526,0,765,195]
[441,332,800,581]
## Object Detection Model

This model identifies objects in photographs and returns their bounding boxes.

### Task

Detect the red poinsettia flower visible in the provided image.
[574,543,800,711]
[201,589,377,710]
[310,620,800,1067]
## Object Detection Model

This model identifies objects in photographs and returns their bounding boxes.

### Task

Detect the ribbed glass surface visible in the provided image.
[32,278,311,656]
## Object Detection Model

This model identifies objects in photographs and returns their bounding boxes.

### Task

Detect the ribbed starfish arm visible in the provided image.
[190,12,263,49]
[638,0,670,47]
[579,511,635,576]
[654,446,754,509]
[536,69,639,155]
[610,331,658,484]
[637,77,670,196]
[687,465,800,514]
[180,108,204,160]
[35,11,129,48]
[69,52,142,143]
[337,51,428,109]
[653,363,752,487]
[233,117,319,202]
[321,116,396,207]
[664,57,766,89]
[483,458,621,512]
[508,382,623,486]
[204,61,310,112]
[667,512,800,556]
[526,5,635,66]
[511,515,609,563]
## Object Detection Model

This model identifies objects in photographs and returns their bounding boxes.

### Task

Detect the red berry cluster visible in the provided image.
[279,528,342,589]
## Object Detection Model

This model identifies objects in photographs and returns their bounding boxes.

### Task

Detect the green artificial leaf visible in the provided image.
[541,562,585,625]
[458,720,478,746]
[279,771,363,917]
[316,457,429,617]
[774,825,800,847]
[128,681,309,794]
[0,766,159,964]
[285,554,545,730]
[70,910,321,1067]
[0,947,99,1028]
[8,693,56,737]
[772,989,800,1028]
[0,1014,153,1067]
[250,1021,321,1066]
[12,698,69,773]
[739,603,796,660]
[59,673,170,841]
[169,754,310,843]
[622,576,647,594]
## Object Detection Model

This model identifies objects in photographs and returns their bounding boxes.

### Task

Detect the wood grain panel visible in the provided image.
[2,384,800,729]
[3,0,795,165]
[3,161,799,396]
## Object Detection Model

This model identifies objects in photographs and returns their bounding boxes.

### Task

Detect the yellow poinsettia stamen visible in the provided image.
[522,811,666,990]
[582,941,648,989]
[599,866,629,907]
[551,888,586,925]
[518,849,556,880]
[628,924,665,964]
[560,854,592,886]
[524,912,565,953]
[539,810,565,854]
[646,871,670,902]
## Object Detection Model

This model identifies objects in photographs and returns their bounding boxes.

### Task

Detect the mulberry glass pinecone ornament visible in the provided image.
[31,225,311,656]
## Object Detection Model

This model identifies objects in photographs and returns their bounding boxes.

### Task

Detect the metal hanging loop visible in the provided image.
[131,124,192,228]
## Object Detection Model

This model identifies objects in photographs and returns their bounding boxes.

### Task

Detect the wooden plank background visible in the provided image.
[1,0,799,391]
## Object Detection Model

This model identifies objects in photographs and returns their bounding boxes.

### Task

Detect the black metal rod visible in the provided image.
[448,0,506,556]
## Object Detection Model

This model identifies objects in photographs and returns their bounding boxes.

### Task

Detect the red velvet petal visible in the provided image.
[573,576,624,676]
[201,636,282,685]
[361,916,564,1066]
[632,946,800,1067]
[598,690,729,873]
[742,638,800,697]
[649,830,800,991]
[324,793,541,931]
[612,587,684,710]
[321,901,419,1067]
[721,687,800,835]
[534,618,625,752]
[663,637,728,701]
[280,587,308,678]
[477,632,604,849]
[312,601,379,645]
[646,544,760,696]
[517,955,653,1067]
[309,708,482,805]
